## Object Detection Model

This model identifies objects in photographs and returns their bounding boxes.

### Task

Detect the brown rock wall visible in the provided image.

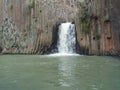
[79,0,120,55]
[0,0,80,54]
[0,0,120,55]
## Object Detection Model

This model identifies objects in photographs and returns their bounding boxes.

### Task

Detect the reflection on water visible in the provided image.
[58,57,76,87]
[0,55,120,90]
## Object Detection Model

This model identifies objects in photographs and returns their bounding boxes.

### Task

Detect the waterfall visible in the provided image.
[57,22,76,54]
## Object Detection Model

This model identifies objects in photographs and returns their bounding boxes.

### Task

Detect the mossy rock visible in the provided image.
[81,23,90,35]
[104,15,110,22]
[80,3,91,35]
[96,33,101,40]
[27,0,35,8]
[81,12,90,22]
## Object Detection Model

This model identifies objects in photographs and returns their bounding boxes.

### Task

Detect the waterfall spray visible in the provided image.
[57,22,76,54]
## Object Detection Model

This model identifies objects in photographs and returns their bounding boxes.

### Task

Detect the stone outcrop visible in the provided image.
[0,0,80,54]
[78,0,120,55]
[0,0,120,55]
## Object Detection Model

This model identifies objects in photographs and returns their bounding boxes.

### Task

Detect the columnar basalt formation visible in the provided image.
[0,0,120,55]
[79,0,120,55]
[0,0,80,54]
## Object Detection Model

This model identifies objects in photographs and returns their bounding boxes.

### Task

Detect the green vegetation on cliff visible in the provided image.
[28,0,35,8]
[80,8,90,35]
[104,15,110,22]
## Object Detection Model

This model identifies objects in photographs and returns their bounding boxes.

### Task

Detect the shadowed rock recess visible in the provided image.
[0,0,120,55]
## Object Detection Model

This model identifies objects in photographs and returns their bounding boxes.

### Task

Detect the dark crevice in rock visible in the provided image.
[79,46,89,55]
[74,22,81,54]
[46,23,59,54]
[0,46,3,54]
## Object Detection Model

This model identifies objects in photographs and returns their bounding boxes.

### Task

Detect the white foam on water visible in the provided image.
[49,53,79,57]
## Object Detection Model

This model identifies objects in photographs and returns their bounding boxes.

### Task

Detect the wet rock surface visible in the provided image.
[0,0,120,55]
[0,0,80,54]
[79,0,120,55]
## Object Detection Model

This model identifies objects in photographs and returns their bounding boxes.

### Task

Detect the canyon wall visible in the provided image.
[0,0,81,54]
[0,0,120,55]
[79,0,120,55]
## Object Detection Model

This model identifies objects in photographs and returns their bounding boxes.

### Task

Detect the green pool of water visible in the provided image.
[0,55,120,90]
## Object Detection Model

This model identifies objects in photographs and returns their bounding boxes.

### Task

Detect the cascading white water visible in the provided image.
[57,22,76,54]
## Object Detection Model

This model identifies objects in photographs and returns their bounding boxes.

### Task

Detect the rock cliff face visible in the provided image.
[79,0,120,55]
[0,0,80,54]
[0,0,120,55]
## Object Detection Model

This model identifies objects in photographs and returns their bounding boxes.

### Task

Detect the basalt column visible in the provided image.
[0,0,81,54]
[79,0,120,55]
